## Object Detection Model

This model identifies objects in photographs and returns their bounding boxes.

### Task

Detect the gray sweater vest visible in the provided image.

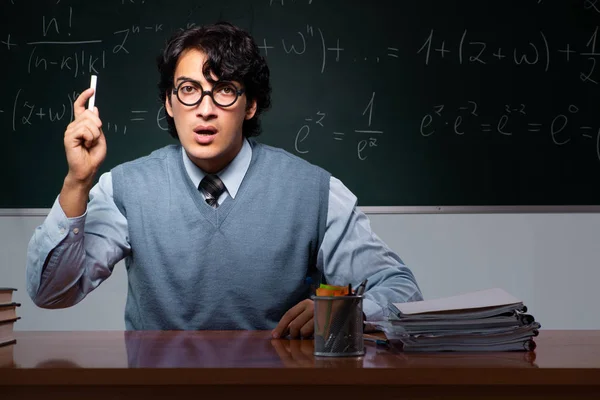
[112,140,330,330]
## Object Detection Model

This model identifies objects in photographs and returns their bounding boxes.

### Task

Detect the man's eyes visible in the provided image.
[179,82,236,94]
[217,85,235,94]
[181,85,199,93]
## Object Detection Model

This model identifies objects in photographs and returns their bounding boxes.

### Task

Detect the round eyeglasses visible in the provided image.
[172,80,245,108]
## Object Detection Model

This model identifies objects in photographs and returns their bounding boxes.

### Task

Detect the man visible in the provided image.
[26,22,422,338]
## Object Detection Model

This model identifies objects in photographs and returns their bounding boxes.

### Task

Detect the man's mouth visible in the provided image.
[194,126,217,135]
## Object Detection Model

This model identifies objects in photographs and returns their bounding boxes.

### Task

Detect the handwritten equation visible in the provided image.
[1,1,598,164]
[2,3,598,78]
[7,89,76,132]
[27,47,107,78]
[0,88,180,136]
[258,25,344,73]
[420,102,600,162]
[294,92,381,161]
[417,27,600,84]
[2,4,172,79]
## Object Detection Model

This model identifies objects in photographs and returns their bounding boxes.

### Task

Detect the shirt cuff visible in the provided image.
[46,196,87,245]
[362,297,384,321]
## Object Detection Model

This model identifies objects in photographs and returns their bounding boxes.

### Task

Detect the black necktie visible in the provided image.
[198,174,225,208]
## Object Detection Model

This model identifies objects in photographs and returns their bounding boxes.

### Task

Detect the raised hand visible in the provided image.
[59,87,106,217]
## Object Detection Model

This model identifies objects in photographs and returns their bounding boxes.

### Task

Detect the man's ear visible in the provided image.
[245,99,257,120]
[165,94,173,118]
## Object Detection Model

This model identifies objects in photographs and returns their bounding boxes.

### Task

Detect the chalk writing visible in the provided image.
[584,0,600,14]
[420,102,600,162]
[113,23,163,55]
[259,25,343,73]
[156,106,169,131]
[297,93,383,161]
[416,27,599,83]
[270,0,313,5]
[1,34,17,50]
[1,0,600,209]
[10,89,75,132]
[27,47,107,77]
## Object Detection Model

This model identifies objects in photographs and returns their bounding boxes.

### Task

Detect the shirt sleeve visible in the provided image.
[317,177,423,321]
[26,172,131,308]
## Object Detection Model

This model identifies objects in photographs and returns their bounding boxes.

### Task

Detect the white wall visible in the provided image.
[2,212,599,330]
[2,213,128,330]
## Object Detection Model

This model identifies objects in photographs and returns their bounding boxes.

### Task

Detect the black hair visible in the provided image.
[157,22,271,139]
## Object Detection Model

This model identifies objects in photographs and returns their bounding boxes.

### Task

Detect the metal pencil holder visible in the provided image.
[312,295,364,357]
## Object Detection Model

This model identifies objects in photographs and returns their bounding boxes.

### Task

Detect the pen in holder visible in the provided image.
[312,294,365,357]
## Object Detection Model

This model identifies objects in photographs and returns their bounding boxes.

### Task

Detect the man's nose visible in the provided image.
[196,92,217,117]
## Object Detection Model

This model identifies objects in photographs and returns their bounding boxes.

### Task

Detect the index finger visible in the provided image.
[272,303,304,339]
[73,88,95,118]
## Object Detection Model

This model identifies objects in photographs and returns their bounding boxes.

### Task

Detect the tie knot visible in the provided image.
[198,174,225,208]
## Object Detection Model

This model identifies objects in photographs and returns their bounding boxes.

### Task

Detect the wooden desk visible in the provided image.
[1,330,599,399]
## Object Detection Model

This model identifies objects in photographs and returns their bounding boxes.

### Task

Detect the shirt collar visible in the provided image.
[181,138,252,199]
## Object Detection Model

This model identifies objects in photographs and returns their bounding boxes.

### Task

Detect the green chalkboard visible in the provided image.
[1,0,599,208]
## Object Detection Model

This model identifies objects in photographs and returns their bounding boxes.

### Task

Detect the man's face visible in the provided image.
[165,49,256,173]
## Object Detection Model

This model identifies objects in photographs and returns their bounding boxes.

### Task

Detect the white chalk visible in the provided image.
[88,75,97,110]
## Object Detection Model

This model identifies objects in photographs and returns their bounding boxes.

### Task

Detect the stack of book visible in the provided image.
[371,288,540,352]
[1,287,20,367]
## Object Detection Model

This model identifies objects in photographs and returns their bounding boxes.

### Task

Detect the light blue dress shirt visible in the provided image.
[27,139,422,322]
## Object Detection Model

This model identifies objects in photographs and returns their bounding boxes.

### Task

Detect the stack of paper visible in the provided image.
[370,288,540,352]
